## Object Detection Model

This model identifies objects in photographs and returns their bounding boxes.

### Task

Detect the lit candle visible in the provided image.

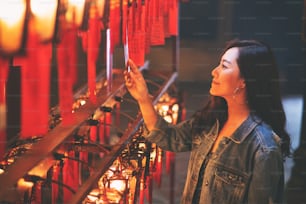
[0,0,27,55]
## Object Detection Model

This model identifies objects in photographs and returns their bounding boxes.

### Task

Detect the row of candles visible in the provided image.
[84,93,181,204]
[0,88,182,203]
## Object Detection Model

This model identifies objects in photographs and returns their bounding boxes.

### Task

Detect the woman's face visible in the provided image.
[210,47,245,98]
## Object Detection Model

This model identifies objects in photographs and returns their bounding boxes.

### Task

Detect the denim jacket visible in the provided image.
[144,114,284,204]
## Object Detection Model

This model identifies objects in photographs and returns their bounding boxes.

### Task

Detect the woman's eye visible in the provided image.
[222,64,228,69]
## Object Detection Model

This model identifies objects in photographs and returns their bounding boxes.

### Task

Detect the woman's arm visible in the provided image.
[124,59,158,131]
[247,149,284,204]
[124,59,193,152]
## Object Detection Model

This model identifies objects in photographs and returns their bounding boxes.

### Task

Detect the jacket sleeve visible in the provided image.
[247,148,284,204]
[143,115,194,152]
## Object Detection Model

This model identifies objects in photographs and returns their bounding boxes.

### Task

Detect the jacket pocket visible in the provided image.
[211,167,249,204]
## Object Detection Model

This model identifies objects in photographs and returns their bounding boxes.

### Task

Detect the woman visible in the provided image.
[124,39,290,204]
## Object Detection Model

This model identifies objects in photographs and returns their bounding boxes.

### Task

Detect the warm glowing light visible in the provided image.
[161,104,169,112]
[87,189,100,201]
[80,99,86,106]
[0,168,4,174]
[0,1,26,26]
[109,179,126,193]
[17,178,34,192]
[105,189,121,203]
[0,0,27,55]
[95,0,105,18]
[66,0,86,27]
[7,158,14,164]
[30,0,58,42]
[172,104,179,112]
[164,115,172,123]
[150,150,156,162]
[138,142,146,149]
[86,194,98,202]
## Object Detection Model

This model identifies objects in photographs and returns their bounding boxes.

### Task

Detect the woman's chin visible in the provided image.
[209,89,216,96]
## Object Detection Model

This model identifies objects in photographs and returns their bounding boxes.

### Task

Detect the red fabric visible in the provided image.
[165,151,175,174]
[90,125,97,142]
[122,0,128,45]
[0,57,9,158]
[56,29,77,125]
[153,147,163,187]
[115,102,121,127]
[150,0,165,46]
[104,112,112,143]
[52,165,59,204]
[128,0,146,66]
[98,117,105,144]
[15,30,51,138]
[98,112,111,144]
[0,58,8,104]
[62,151,79,203]
[139,172,145,204]
[87,14,101,104]
[145,175,153,204]
[109,0,121,53]
[145,0,152,54]
[166,0,178,36]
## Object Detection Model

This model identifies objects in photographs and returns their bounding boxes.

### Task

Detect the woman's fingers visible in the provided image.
[127,59,139,74]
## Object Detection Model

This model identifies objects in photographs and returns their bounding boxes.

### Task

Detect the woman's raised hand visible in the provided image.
[124,59,150,102]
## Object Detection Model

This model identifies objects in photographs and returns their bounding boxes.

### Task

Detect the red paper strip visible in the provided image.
[109,0,121,53]
[128,0,146,66]
[145,0,151,54]
[52,165,60,204]
[87,13,101,104]
[0,57,9,158]
[167,0,178,36]
[16,29,51,138]
[139,173,145,204]
[98,111,112,145]
[153,147,163,187]
[165,151,175,174]
[105,112,112,143]
[90,125,97,142]
[122,0,128,45]
[150,0,165,45]
[62,151,79,203]
[56,29,77,125]
[145,175,153,204]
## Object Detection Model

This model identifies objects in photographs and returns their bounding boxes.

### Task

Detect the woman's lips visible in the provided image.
[212,80,220,85]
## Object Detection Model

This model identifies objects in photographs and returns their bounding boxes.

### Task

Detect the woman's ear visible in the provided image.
[239,79,246,89]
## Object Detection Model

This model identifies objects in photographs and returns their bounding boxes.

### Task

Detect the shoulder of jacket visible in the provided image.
[253,123,281,152]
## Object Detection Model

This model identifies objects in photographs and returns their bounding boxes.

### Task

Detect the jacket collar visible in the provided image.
[227,114,262,144]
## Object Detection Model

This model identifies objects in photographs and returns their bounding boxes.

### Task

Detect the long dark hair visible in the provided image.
[193,39,291,157]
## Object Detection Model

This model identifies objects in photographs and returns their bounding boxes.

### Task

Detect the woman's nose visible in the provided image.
[211,66,218,77]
